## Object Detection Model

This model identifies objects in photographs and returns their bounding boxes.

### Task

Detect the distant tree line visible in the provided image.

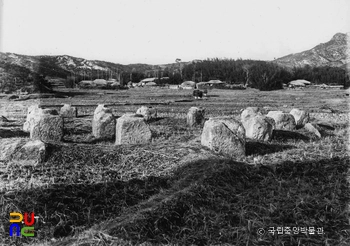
[2,56,348,93]
[182,58,289,90]
[292,65,349,88]
[181,58,349,90]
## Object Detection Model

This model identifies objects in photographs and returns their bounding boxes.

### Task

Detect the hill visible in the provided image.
[0,52,190,91]
[0,52,189,80]
[1,32,349,92]
[274,32,350,68]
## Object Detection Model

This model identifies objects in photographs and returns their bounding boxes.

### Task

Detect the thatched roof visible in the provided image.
[144,82,157,86]
[289,80,306,87]
[79,80,93,85]
[141,78,157,83]
[93,79,107,85]
[110,82,120,87]
[208,80,225,84]
[289,79,311,86]
[180,81,196,87]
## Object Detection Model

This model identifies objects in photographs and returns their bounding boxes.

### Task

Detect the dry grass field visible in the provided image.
[0,87,349,246]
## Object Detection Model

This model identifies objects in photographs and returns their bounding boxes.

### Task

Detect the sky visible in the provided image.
[1,0,349,65]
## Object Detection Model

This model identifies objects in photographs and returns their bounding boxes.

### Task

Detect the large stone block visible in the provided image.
[0,138,46,166]
[304,123,321,138]
[60,104,77,118]
[290,108,309,127]
[187,107,205,127]
[266,111,296,130]
[201,117,245,158]
[12,140,46,166]
[240,107,262,122]
[30,115,64,142]
[92,104,115,139]
[136,106,157,121]
[115,114,152,145]
[0,138,27,161]
[23,105,43,132]
[242,115,275,141]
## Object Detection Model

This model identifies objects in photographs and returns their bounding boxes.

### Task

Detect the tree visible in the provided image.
[175,58,182,79]
[32,73,52,93]
[249,62,284,91]
[242,64,251,87]
[65,75,76,88]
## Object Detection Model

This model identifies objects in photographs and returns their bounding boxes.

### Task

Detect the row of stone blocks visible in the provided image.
[92,105,156,144]
[22,104,313,159]
[201,107,313,158]
[22,104,158,144]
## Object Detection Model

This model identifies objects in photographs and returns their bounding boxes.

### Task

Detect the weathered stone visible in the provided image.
[240,107,262,122]
[187,107,205,127]
[136,106,157,121]
[115,114,152,145]
[0,138,45,166]
[266,111,296,130]
[60,104,77,118]
[12,140,46,166]
[30,115,64,142]
[23,106,58,133]
[265,111,283,117]
[201,117,245,158]
[0,138,26,161]
[265,117,276,128]
[304,123,321,138]
[92,104,115,139]
[290,108,309,127]
[23,105,43,132]
[242,115,275,141]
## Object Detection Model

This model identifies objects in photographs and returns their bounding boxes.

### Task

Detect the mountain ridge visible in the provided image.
[1,32,348,86]
[274,32,349,69]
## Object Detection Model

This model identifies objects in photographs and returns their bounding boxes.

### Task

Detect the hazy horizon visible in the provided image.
[1,0,349,65]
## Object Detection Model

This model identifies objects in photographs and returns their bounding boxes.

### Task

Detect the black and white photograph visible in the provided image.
[0,0,349,245]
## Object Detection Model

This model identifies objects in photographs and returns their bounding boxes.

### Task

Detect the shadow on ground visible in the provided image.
[2,156,349,246]
[245,140,295,155]
[272,129,310,141]
[0,128,29,138]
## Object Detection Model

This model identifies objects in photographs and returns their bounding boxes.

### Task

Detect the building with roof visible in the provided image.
[144,81,157,86]
[93,79,107,86]
[180,81,196,89]
[288,79,311,88]
[139,78,158,86]
[196,80,226,90]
